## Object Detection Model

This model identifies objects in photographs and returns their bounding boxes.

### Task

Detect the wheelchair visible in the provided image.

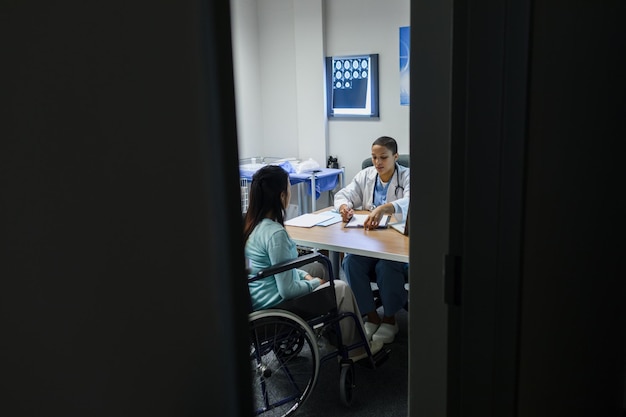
[248,252,390,417]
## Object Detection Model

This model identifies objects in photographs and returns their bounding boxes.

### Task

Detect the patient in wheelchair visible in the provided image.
[243,165,383,361]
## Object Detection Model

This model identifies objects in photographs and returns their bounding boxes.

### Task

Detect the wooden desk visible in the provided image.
[286,210,409,275]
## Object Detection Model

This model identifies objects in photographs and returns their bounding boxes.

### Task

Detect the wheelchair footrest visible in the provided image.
[358,346,391,369]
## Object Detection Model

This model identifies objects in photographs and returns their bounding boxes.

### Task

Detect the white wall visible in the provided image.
[257,0,299,158]
[230,0,263,159]
[324,0,410,181]
[231,0,409,183]
[292,1,328,167]
[231,0,327,165]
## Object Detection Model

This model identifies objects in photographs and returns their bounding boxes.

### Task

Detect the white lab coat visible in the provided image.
[334,164,410,221]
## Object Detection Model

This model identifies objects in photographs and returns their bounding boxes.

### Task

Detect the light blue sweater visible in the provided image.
[246,218,322,310]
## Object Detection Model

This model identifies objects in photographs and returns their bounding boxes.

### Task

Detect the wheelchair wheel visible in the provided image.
[273,330,305,360]
[339,362,355,406]
[249,309,320,417]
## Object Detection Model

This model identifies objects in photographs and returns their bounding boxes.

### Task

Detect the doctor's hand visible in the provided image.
[364,206,386,230]
[338,204,354,222]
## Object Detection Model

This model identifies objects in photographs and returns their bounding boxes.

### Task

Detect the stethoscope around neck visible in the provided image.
[371,163,404,209]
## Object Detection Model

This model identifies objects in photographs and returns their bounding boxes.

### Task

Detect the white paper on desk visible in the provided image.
[284,212,335,228]
[344,214,390,228]
[389,221,406,234]
[315,213,342,227]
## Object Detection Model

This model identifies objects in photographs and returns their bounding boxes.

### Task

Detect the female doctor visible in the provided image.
[334,136,409,344]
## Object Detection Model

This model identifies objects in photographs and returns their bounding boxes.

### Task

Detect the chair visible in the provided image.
[360,154,410,311]
[361,153,410,169]
[248,252,389,416]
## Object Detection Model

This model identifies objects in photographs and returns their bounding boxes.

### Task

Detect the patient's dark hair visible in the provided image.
[243,165,290,242]
[372,136,398,155]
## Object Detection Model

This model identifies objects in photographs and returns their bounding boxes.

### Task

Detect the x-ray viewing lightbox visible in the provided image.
[325,54,379,118]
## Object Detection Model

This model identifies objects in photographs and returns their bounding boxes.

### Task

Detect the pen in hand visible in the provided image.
[339,205,354,222]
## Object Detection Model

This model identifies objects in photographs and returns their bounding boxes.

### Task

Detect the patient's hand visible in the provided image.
[305,275,327,285]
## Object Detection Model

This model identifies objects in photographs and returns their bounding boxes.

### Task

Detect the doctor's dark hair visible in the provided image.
[372,136,398,155]
[243,165,290,242]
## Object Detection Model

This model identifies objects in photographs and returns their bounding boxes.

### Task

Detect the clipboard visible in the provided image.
[344,214,390,229]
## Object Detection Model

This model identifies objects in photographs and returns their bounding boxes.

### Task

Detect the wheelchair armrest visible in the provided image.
[248,252,334,283]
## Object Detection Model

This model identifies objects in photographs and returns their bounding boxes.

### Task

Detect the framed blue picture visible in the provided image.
[400,26,410,106]
[325,54,379,118]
